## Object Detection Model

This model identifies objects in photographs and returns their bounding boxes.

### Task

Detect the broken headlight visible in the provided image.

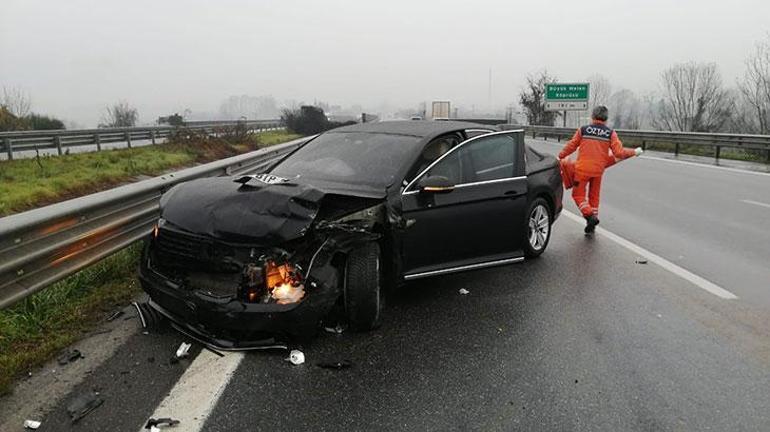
[241,258,305,305]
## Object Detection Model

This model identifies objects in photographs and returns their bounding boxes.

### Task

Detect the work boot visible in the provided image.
[584,215,600,234]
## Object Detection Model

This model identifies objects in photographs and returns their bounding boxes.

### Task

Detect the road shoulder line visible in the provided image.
[561,211,738,300]
[140,350,244,432]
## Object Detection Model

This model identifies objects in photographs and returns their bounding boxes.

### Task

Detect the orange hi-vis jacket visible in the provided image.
[558,120,635,178]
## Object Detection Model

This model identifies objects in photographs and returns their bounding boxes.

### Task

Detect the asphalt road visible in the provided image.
[527,137,770,306]
[3,143,770,431]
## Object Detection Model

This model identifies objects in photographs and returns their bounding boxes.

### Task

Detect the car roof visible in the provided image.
[327,120,496,139]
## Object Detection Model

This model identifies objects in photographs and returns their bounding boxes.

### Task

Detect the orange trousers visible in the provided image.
[572,174,603,217]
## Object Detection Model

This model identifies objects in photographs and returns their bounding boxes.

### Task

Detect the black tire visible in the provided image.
[344,242,383,331]
[524,197,552,258]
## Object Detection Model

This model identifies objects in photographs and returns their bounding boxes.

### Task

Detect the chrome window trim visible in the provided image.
[401,175,526,196]
[402,129,524,195]
[403,256,525,280]
[477,162,513,175]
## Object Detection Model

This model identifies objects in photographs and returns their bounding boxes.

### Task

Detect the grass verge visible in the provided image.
[0,129,301,217]
[0,244,142,395]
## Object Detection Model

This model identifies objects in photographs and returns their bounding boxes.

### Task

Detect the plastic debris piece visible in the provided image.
[57,349,84,366]
[316,360,352,370]
[23,419,41,430]
[66,391,104,423]
[106,310,125,321]
[286,349,305,365]
[145,417,180,429]
[323,324,345,334]
[176,342,192,359]
[635,258,648,264]
[459,288,470,295]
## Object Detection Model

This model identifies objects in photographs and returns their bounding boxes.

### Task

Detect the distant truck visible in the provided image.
[431,101,451,120]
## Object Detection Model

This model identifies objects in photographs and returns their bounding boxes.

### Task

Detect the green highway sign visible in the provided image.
[544,83,590,111]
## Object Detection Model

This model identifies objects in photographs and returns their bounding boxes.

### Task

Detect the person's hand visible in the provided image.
[634,147,644,157]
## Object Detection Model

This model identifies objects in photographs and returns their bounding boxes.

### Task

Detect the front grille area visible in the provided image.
[156,227,207,260]
[154,226,240,273]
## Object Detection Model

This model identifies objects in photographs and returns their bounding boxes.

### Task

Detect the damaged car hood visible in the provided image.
[159,175,384,244]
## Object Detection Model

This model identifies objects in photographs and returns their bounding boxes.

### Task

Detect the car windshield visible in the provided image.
[271,132,420,188]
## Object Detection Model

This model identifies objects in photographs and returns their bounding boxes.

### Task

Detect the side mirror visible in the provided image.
[418,175,455,194]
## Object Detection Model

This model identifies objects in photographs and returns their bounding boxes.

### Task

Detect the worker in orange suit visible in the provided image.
[558,106,643,234]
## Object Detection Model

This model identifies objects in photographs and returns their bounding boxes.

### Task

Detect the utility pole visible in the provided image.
[488,68,492,109]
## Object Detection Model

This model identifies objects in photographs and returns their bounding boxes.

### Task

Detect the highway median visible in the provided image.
[0,129,300,217]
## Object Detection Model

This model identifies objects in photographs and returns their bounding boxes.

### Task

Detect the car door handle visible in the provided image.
[504,190,524,197]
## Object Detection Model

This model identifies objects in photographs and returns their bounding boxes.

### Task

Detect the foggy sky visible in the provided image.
[2,0,769,126]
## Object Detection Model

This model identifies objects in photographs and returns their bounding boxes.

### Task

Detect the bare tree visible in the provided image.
[608,89,643,129]
[654,62,733,132]
[101,101,138,127]
[1,86,32,117]
[519,70,560,126]
[737,38,770,133]
[587,74,612,108]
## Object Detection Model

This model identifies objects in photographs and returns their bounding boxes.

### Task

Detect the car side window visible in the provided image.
[422,133,516,186]
[462,134,515,182]
[426,149,463,184]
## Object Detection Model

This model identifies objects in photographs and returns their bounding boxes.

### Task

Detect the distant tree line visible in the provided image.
[281,105,356,135]
[518,34,770,135]
[0,87,65,131]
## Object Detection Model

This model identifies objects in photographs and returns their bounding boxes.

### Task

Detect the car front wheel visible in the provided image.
[524,197,552,258]
[344,242,383,331]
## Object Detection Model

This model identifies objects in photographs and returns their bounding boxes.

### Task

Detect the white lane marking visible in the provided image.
[639,156,770,178]
[527,138,770,178]
[741,199,770,209]
[142,350,244,432]
[561,211,738,300]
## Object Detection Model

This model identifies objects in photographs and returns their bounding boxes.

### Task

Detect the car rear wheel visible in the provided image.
[344,242,383,331]
[524,197,552,258]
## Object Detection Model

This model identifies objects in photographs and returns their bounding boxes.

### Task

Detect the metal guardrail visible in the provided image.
[0,136,309,309]
[0,119,282,160]
[508,125,770,162]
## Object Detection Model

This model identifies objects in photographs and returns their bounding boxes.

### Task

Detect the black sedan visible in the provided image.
[138,121,563,349]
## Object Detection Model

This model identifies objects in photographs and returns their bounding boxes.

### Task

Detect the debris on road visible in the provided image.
[66,391,104,423]
[57,349,84,366]
[106,310,125,322]
[635,258,648,264]
[23,419,41,430]
[132,301,164,330]
[459,288,470,295]
[286,349,305,365]
[317,360,352,370]
[175,342,192,359]
[323,324,345,334]
[145,417,180,430]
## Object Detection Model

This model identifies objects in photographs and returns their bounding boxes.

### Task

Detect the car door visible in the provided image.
[400,130,528,279]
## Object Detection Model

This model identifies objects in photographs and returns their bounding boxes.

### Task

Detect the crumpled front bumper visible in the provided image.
[138,252,340,350]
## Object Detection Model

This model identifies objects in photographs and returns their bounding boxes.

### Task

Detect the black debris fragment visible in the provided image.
[57,349,84,366]
[145,417,180,429]
[66,391,104,423]
[635,258,648,264]
[323,324,345,334]
[204,345,225,357]
[106,310,125,322]
[316,360,352,370]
